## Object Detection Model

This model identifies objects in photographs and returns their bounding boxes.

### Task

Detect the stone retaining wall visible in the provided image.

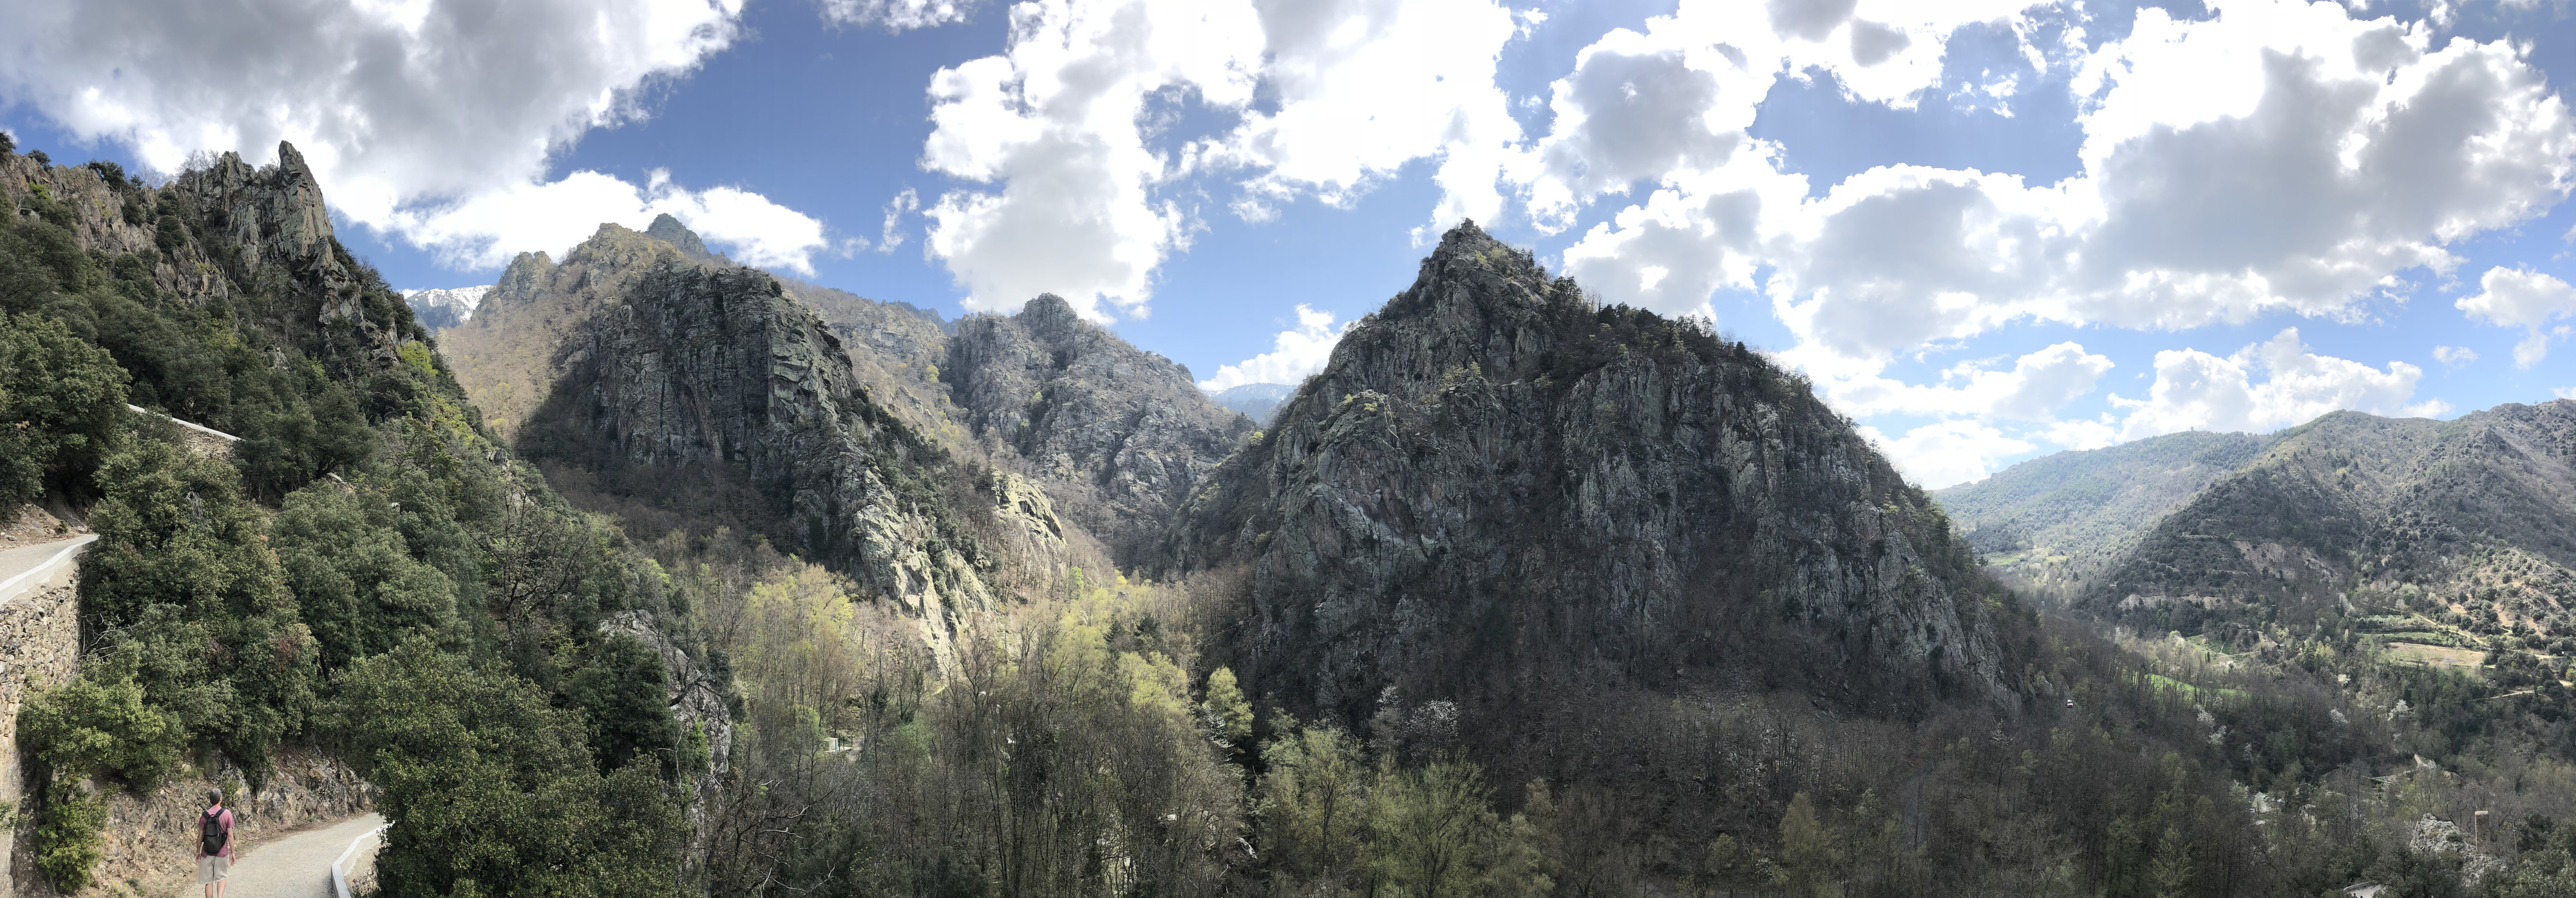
[0,568,85,898]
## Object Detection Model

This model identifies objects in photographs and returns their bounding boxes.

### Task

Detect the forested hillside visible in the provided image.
[1,139,700,895]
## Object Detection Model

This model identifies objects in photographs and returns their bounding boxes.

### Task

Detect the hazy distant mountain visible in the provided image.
[401,285,490,331]
[1936,430,2273,599]
[1938,401,2576,654]
[1208,382,1293,423]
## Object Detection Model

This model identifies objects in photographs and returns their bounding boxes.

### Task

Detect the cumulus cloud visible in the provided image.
[1861,420,2036,489]
[2112,328,2442,439]
[384,169,828,273]
[2433,345,2479,367]
[817,0,973,30]
[0,0,838,273]
[918,0,1531,319]
[1817,341,2114,421]
[1547,0,2574,362]
[1197,305,1350,392]
[2458,266,2576,367]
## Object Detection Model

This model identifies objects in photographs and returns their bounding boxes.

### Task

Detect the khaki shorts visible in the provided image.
[196,855,229,883]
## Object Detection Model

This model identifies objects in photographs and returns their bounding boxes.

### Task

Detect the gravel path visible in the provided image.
[219,812,383,898]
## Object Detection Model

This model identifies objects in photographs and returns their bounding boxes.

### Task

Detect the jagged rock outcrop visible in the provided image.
[3,141,420,377]
[597,610,733,850]
[646,213,718,262]
[945,294,1251,564]
[1179,223,2017,736]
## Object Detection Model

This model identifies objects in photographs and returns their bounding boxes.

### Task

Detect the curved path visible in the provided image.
[223,812,384,898]
[0,534,95,603]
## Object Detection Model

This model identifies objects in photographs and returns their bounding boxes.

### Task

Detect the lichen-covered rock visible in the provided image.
[1179,222,2016,732]
[944,294,1251,565]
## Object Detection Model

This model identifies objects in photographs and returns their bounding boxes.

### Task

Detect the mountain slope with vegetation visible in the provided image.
[1,137,700,897]
[1937,430,2275,598]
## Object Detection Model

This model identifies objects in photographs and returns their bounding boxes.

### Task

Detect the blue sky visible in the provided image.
[5,0,2575,486]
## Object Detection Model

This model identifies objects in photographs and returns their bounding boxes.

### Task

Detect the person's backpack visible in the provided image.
[200,808,225,855]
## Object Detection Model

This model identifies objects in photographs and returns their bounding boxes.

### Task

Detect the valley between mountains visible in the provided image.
[11,140,2576,897]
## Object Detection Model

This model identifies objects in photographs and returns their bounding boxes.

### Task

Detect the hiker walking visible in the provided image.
[197,790,234,898]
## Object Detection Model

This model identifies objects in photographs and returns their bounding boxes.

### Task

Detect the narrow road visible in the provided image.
[0,534,95,602]
[224,812,383,898]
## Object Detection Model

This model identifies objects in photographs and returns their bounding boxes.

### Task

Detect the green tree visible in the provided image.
[0,311,128,505]
[1778,791,1842,898]
[1201,666,1251,751]
[1258,721,1368,878]
[1702,833,1771,898]
[326,639,688,898]
[1363,759,1549,898]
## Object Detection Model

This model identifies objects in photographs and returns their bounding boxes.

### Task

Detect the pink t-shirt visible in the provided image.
[198,807,234,859]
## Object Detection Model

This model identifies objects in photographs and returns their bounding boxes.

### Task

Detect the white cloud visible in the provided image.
[1551,0,2575,364]
[2113,327,2439,439]
[1861,420,2036,489]
[2556,387,2576,400]
[1815,341,2113,421]
[879,188,920,254]
[2432,345,2479,367]
[918,0,1531,320]
[386,169,828,274]
[817,0,972,30]
[1197,305,1350,391]
[2458,266,2576,367]
[0,0,839,273]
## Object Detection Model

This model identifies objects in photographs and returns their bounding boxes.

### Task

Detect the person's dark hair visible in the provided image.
[208,789,222,807]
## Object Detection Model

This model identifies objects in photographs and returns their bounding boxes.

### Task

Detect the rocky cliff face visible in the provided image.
[3,142,419,379]
[944,295,1251,564]
[519,261,1072,665]
[433,224,688,439]
[1179,223,2018,739]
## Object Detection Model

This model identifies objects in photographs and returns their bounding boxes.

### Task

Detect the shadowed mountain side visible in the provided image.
[514,261,1083,664]
[1175,223,2025,767]
[943,294,1253,567]
[432,224,689,441]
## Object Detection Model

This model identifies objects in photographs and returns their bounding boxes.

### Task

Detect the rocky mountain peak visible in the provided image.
[646,213,715,260]
[1182,228,2019,749]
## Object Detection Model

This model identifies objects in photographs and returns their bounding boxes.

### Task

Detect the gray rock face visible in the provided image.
[647,213,719,262]
[524,262,1070,667]
[943,294,1251,564]
[172,142,408,372]
[1180,223,2015,729]
[437,224,690,439]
